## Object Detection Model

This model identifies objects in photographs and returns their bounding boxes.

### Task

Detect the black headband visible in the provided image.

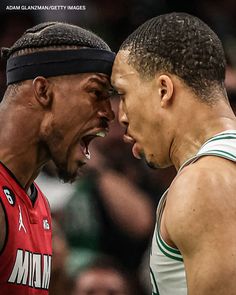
[6,48,116,85]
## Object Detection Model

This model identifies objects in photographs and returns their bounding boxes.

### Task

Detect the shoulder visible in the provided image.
[0,167,19,204]
[168,155,236,206]
[164,156,236,252]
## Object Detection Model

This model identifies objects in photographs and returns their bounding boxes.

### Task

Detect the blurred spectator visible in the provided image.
[0,11,35,99]
[36,162,75,212]
[71,257,145,295]
[49,219,72,295]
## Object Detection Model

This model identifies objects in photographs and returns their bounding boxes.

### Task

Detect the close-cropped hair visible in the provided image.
[120,12,226,101]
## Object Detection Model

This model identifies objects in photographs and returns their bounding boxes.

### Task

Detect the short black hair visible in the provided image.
[120,12,226,100]
[2,21,111,59]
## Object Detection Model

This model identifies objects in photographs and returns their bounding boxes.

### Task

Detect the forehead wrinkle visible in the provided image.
[113,72,136,90]
[119,72,136,78]
[82,74,111,89]
[93,73,111,87]
[88,77,109,88]
[112,62,136,86]
[88,73,109,82]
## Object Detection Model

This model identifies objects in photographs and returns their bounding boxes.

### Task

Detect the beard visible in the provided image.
[57,166,77,183]
[55,160,86,183]
[45,132,84,183]
[49,148,83,183]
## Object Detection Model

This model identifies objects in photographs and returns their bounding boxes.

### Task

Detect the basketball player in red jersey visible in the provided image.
[0,22,115,294]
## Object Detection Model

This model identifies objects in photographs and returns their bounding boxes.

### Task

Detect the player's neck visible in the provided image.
[170,98,236,170]
[0,103,49,191]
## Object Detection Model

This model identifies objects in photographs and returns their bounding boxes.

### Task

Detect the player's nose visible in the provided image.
[98,99,115,122]
[118,100,128,128]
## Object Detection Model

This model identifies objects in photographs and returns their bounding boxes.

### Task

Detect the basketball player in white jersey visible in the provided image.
[111,12,236,295]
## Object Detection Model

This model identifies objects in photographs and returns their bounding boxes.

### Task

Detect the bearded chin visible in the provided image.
[56,160,85,183]
[57,167,77,183]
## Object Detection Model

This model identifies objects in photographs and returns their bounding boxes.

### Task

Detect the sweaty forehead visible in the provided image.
[111,50,136,88]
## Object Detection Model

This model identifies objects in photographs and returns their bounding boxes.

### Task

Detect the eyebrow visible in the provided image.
[87,76,110,89]
[87,76,118,97]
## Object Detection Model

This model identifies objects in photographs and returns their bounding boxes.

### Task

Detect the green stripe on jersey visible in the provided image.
[156,229,183,262]
[157,228,181,255]
[199,149,236,161]
[201,134,236,149]
[150,267,159,294]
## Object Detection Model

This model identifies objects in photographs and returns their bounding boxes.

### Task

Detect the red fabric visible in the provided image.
[0,163,52,294]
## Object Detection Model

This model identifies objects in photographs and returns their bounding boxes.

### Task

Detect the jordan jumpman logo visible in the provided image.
[18,205,26,233]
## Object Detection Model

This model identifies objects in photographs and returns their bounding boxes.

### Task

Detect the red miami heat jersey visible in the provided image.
[0,163,52,294]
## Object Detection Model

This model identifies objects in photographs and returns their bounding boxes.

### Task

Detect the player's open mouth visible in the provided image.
[132,143,142,159]
[123,134,135,144]
[80,130,108,160]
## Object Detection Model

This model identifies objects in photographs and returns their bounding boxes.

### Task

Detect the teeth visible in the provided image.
[85,150,91,160]
[96,131,106,137]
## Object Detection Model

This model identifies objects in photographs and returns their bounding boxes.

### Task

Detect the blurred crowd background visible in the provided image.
[0,1,236,294]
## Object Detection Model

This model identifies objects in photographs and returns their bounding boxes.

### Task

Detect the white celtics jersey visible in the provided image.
[150,130,236,295]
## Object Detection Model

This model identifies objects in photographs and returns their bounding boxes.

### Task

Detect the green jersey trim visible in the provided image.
[198,149,236,161]
[157,227,181,255]
[150,266,159,294]
[179,131,236,172]
[200,133,236,150]
[156,229,183,262]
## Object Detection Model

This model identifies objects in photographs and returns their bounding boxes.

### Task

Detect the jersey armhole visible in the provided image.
[156,196,183,262]
[0,198,9,255]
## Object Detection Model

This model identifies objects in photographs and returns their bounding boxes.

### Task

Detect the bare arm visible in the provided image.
[165,158,236,295]
[97,169,155,238]
[89,146,155,239]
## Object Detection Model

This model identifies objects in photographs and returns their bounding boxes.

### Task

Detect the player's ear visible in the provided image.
[156,74,174,107]
[32,76,52,107]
